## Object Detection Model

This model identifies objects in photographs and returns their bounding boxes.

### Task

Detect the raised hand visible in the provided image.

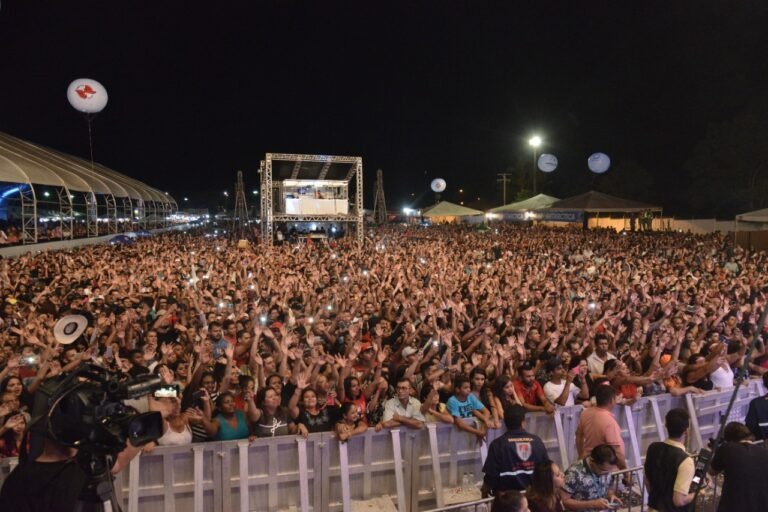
[224,343,235,361]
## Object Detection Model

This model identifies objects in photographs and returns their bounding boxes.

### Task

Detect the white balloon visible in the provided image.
[430,178,447,193]
[67,78,109,114]
[588,152,611,174]
[537,154,558,173]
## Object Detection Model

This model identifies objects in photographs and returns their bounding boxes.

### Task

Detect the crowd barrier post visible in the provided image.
[555,404,583,467]
[648,396,666,442]
[338,438,353,512]
[296,437,310,512]
[426,423,445,509]
[127,455,140,512]
[622,405,643,469]
[237,440,249,512]
[192,444,206,512]
[685,393,705,452]
[552,408,570,467]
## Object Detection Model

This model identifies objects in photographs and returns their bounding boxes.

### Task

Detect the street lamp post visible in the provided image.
[528,135,542,195]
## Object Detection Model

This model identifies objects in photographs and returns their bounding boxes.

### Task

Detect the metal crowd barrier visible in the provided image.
[0,379,763,512]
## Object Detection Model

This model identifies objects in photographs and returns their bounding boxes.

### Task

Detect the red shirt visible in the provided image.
[514,379,546,406]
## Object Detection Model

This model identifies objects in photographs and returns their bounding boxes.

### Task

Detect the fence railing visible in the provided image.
[0,378,764,512]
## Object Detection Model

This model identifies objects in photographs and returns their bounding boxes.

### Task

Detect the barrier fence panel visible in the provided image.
[2,382,765,512]
[324,427,410,511]
[218,434,321,512]
[120,441,221,512]
[686,383,760,453]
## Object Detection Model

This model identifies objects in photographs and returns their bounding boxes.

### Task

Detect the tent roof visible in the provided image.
[490,194,560,212]
[548,190,661,213]
[0,131,176,207]
[736,207,768,223]
[422,201,483,217]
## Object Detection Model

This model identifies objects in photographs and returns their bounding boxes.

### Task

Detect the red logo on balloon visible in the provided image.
[75,84,97,99]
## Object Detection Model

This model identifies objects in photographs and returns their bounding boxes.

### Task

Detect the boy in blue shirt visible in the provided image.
[447,375,491,441]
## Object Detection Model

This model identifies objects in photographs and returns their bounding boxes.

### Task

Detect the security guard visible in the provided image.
[482,404,549,495]
[644,408,696,512]
[745,373,768,441]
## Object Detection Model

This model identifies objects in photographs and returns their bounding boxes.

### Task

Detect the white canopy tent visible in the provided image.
[422,201,483,223]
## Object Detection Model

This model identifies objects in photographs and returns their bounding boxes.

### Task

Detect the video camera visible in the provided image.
[29,362,164,458]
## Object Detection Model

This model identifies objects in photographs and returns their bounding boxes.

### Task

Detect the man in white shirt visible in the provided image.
[544,358,589,407]
[377,377,426,430]
[587,334,616,377]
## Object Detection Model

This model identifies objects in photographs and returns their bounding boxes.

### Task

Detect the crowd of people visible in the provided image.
[1,223,767,510]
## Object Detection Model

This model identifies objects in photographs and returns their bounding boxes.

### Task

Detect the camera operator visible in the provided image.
[708,422,768,512]
[644,408,695,511]
[0,362,161,511]
[0,424,141,511]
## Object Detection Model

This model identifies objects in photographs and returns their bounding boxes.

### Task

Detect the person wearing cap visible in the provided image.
[482,404,549,495]
[543,357,588,407]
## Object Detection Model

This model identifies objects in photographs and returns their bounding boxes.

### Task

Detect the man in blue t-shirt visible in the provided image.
[447,375,491,441]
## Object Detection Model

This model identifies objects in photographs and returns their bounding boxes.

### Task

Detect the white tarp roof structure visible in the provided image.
[549,190,661,213]
[736,207,768,223]
[490,193,560,212]
[0,131,175,207]
[422,201,483,217]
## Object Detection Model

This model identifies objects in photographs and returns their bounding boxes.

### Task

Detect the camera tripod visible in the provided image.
[74,451,122,512]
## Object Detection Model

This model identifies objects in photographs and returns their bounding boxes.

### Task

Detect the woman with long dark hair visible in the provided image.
[526,461,566,512]
[288,375,335,434]
[491,375,522,420]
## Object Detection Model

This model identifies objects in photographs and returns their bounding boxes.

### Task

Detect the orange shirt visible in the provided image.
[577,406,625,459]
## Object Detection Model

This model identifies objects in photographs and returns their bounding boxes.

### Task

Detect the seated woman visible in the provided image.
[334,402,368,442]
[526,461,566,512]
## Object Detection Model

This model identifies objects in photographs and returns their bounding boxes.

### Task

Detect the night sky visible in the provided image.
[1,2,766,216]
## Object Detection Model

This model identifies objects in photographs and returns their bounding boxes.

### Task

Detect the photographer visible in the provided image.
[708,422,768,512]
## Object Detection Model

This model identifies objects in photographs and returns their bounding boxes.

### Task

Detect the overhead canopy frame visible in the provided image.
[0,131,177,242]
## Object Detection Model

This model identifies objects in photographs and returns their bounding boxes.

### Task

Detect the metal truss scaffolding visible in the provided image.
[232,170,250,239]
[260,153,364,247]
[373,169,387,225]
[20,185,37,244]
